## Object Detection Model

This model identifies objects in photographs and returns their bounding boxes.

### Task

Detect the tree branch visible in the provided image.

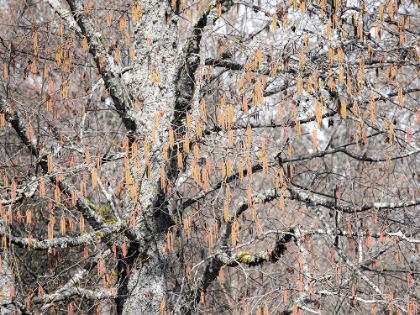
[0,222,125,250]
[285,185,420,214]
[174,0,235,126]
[0,98,109,232]
[49,0,137,133]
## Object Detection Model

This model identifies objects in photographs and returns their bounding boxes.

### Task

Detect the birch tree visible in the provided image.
[0,0,420,314]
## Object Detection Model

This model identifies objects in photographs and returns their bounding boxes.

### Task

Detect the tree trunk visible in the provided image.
[112,0,181,313]
[117,222,168,315]
[0,250,17,314]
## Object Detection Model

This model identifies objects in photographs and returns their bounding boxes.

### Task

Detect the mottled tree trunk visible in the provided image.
[113,0,180,313]
[117,215,169,315]
[0,250,16,314]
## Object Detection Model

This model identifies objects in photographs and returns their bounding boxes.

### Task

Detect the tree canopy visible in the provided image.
[0,0,420,314]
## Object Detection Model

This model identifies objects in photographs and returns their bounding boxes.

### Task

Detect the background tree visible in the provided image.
[0,0,419,314]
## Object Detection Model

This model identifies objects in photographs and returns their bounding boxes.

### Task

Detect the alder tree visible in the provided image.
[0,0,420,314]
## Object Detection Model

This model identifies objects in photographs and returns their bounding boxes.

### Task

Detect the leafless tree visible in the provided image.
[0,0,419,314]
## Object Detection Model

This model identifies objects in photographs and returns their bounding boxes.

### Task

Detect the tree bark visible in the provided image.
[0,250,17,315]
[105,0,180,313]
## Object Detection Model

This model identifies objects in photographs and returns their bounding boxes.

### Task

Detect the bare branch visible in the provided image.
[52,0,137,132]
[0,223,125,250]
[0,98,107,231]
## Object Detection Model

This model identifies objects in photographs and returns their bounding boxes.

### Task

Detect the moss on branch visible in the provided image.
[230,227,295,266]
